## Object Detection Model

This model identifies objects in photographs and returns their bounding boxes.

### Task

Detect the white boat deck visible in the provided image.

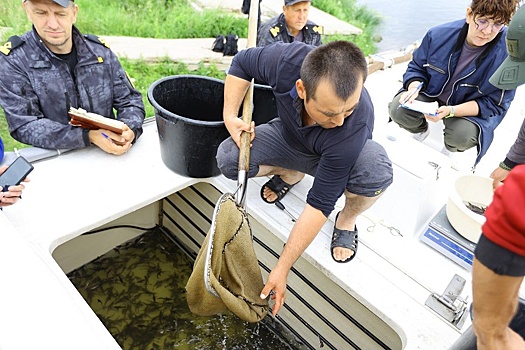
[1,61,524,349]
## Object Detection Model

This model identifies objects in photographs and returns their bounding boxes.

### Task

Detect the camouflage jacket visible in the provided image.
[257,13,323,47]
[0,26,145,149]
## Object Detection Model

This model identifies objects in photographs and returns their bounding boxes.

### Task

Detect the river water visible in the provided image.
[68,228,296,350]
[358,0,471,52]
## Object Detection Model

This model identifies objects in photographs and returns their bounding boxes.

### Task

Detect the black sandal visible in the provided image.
[260,175,296,204]
[331,212,358,263]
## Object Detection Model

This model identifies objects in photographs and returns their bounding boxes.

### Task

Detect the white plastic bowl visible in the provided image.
[446,175,494,243]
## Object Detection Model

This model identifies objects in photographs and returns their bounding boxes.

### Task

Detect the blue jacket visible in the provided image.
[0,27,145,149]
[403,20,515,165]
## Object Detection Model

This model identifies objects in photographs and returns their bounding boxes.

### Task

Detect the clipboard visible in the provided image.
[68,107,125,134]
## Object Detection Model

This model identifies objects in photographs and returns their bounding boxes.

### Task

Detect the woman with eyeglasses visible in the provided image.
[388,0,518,171]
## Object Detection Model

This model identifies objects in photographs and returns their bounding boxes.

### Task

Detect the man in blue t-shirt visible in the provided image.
[216,41,393,316]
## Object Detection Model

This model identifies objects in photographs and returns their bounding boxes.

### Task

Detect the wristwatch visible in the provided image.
[445,105,455,118]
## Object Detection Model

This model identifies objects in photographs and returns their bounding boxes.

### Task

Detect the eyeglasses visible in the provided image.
[474,18,505,33]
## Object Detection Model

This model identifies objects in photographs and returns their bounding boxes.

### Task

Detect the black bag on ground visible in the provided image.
[212,35,225,52]
[223,34,238,56]
[241,0,250,14]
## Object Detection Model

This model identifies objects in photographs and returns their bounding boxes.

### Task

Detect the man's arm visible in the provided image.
[504,117,525,165]
[0,45,94,149]
[109,52,145,143]
[256,19,279,47]
[490,118,525,189]
[223,45,283,147]
[223,74,254,148]
[260,204,327,315]
[472,257,525,349]
[0,73,88,149]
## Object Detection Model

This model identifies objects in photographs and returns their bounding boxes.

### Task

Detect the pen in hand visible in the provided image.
[102,131,128,147]
[399,81,424,106]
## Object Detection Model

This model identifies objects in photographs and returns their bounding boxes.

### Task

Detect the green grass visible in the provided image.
[1,0,380,45]
[0,0,380,151]
[0,1,31,38]
[0,110,26,152]
[75,0,250,39]
[121,57,226,119]
[315,0,382,54]
[1,0,249,40]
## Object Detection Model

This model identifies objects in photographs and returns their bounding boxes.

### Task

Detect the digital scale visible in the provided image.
[419,205,476,270]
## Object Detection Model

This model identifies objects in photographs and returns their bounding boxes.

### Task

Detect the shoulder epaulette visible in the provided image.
[269,25,281,38]
[0,36,25,56]
[305,25,324,35]
[84,34,110,49]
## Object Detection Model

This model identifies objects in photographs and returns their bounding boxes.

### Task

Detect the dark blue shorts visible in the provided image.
[475,234,525,277]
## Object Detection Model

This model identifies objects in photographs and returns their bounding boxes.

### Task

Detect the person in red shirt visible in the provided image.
[450,164,525,350]
[472,164,525,349]
[450,4,525,348]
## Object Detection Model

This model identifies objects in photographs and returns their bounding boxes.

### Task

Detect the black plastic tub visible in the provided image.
[148,75,277,178]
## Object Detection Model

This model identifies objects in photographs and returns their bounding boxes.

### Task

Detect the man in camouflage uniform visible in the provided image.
[257,0,323,47]
[0,0,145,155]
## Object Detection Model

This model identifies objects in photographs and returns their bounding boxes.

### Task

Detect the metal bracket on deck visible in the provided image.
[425,274,469,329]
[428,161,441,181]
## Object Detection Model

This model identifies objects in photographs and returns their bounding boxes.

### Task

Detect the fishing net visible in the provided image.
[186,193,269,323]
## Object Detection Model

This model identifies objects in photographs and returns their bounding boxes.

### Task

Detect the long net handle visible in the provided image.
[367,51,414,75]
[238,0,259,172]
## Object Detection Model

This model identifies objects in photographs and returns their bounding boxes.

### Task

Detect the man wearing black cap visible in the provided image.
[257,0,323,47]
[0,0,145,155]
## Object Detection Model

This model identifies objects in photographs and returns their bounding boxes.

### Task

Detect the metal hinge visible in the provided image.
[425,274,469,329]
[428,161,441,181]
